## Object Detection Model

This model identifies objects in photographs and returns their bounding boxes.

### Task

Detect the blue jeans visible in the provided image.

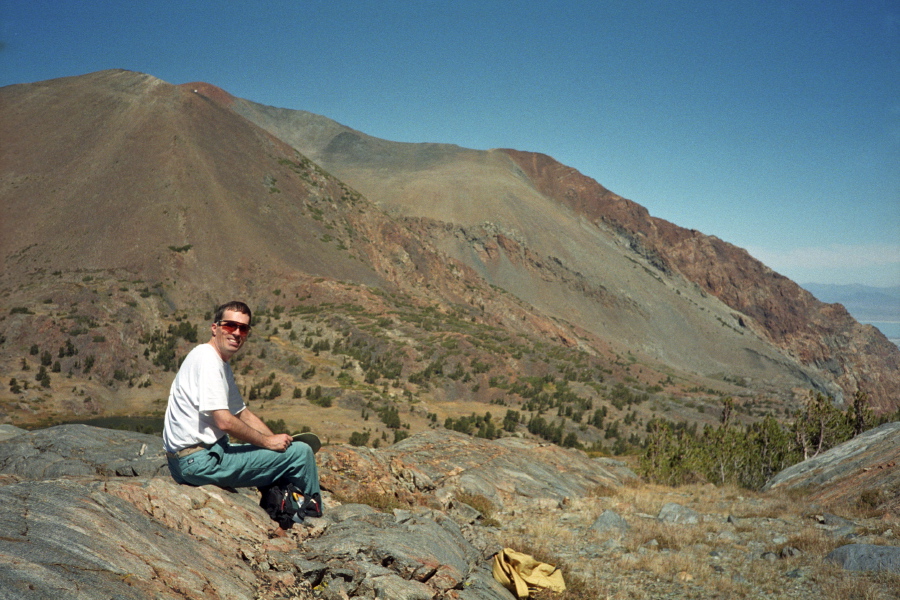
[167,437,321,498]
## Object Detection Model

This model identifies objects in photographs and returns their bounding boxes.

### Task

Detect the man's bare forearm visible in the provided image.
[213,410,267,444]
[238,408,275,436]
[211,409,290,451]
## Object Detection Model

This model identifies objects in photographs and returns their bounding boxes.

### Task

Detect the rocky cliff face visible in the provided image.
[501,149,900,410]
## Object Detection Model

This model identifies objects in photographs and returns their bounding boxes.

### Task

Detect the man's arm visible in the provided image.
[237,408,276,436]
[210,409,292,451]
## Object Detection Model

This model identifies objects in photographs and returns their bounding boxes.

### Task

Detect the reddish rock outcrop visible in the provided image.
[503,149,900,411]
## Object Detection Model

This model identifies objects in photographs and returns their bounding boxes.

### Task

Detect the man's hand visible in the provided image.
[261,433,293,452]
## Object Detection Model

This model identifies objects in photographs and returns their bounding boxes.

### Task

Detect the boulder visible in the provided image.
[763,422,900,512]
[303,509,482,593]
[0,478,262,600]
[318,430,627,510]
[657,502,701,525]
[590,509,629,534]
[0,424,167,479]
[825,543,900,573]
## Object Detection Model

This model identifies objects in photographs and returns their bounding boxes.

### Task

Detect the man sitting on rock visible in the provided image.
[163,300,321,527]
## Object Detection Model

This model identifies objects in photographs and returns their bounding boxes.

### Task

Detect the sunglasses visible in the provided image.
[217,320,252,335]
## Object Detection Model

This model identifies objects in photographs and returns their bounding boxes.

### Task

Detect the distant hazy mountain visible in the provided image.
[802,284,900,322]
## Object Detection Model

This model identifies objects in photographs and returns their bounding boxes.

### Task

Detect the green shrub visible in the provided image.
[378,406,401,429]
[349,431,370,446]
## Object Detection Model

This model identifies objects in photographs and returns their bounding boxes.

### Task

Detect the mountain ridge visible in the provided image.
[222,87,899,411]
[1,70,898,440]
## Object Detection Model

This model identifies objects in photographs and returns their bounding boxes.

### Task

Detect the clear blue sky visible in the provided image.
[3,0,898,287]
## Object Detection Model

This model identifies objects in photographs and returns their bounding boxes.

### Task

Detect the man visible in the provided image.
[163,300,321,523]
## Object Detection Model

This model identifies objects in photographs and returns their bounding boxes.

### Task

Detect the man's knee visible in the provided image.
[288,440,316,463]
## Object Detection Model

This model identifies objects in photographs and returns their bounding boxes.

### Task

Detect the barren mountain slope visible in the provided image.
[228,96,899,409]
[0,70,390,298]
[0,70,625,429]
[1,71,514,314]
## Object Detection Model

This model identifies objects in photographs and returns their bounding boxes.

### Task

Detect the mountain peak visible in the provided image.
[179,81,235,105]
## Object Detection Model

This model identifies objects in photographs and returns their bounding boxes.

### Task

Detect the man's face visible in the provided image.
[210,309,251,361]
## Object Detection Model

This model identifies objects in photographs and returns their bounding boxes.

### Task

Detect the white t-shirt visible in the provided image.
[162,343,246,453]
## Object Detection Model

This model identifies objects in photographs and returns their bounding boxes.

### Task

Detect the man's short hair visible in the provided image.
[213,301,252,324]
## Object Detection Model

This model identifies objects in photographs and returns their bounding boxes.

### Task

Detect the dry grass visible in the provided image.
[497,480,900,600]
[587,482,620,498]
[620,518,707,552]
[623,549,700,580]
[784,527,843,555]
[817,569,900,600]
[454,491,501,527]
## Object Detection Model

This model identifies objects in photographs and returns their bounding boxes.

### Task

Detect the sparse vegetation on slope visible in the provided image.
[0,271,752,451]
[9,269,890,502]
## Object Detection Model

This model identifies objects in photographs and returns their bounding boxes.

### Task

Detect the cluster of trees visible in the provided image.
[516,378,594,424]
[526,414,580,448]
[641,392,876,489]
[142,320,197,372]
[608,382,649,410]
[332,336,403,383]
[248,372,281,400]
[407,359,445,385]
[349,427,408,447]
[377,405,402,429]
[347,404,410,448]
[444,411,501,439]
[12,339,94,393]
[305,385,332,407]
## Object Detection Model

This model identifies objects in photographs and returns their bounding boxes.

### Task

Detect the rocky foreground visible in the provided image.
[0,424,898,600]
